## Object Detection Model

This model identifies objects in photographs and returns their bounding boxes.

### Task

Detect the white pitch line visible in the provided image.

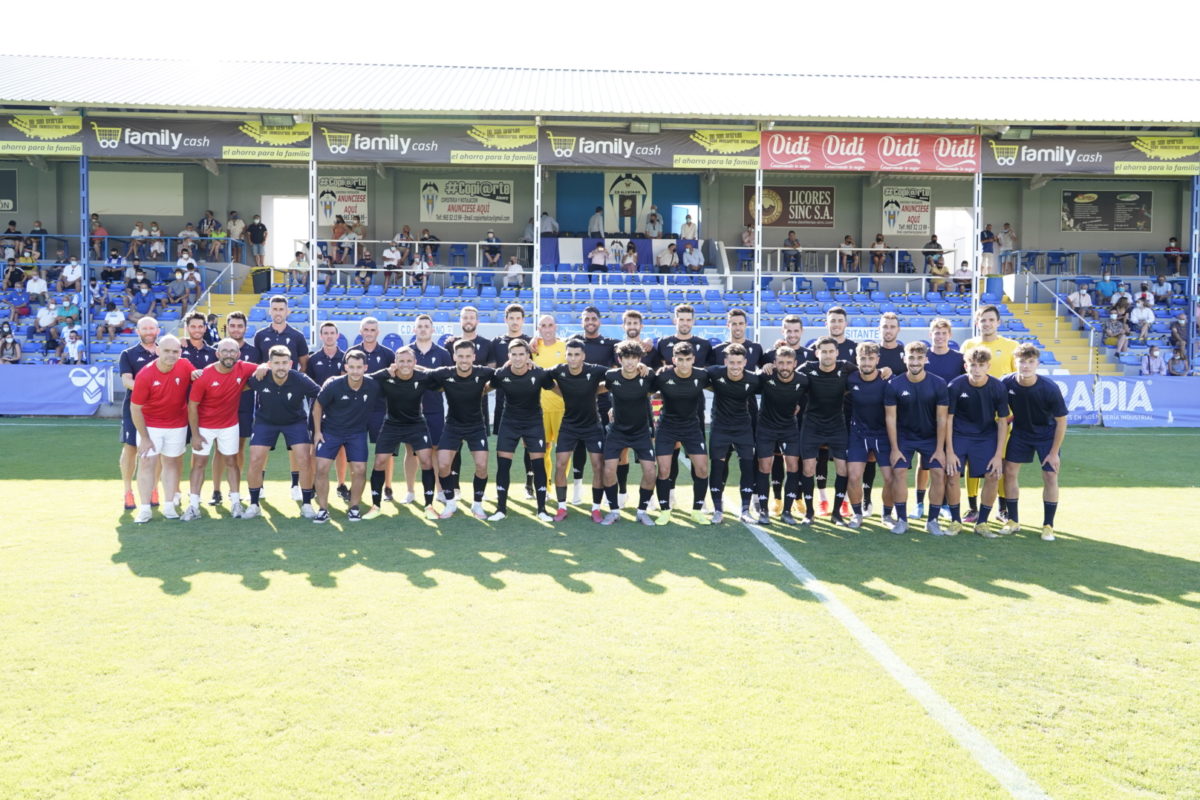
[744,522,1052,800]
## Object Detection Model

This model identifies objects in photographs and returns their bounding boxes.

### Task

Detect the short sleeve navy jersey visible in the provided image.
[572,335,619,368]
[456,335,496,367]
[316,375,381,434]
[492,334,531,364]
[762,345,814,366]
[428,366,495,428]
[493,365,554,423]
[655,335,713,369]
[235,341,259,414]
[757,372,809,428]
[1002,375,1067,439]
[182,341,217,369]
[925,348,966,384]
[847,371,888,437]
[704,366,760,427]
[254,324,309,363]
[550,363,608,427]
[712,340,765,369]
[876,343,906,375]
[947,375,1010,437]
[119,343,157,411]
[797,360,856,429]
[305,348,344,385]
[249,370,321,426]
[345,343,395,412]
[367,368,436,426]
[808,337,858,365]
[884,373,949,441]
[652,368,710,425]
[603,369,655,435]
[411,343,453,415]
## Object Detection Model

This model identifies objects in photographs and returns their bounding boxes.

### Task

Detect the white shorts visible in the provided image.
[140,426,187,458]
[981,252,997,270]
[193,424,241,456]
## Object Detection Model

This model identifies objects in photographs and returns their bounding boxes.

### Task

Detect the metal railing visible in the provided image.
[1023,268,1096,375]
[721,244,961,275]
[1008,248,1191,277]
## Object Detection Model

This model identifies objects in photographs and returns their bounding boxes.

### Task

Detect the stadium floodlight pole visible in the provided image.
[532,139,542,326]
[79,153,91,354]
[1190,174,1199,366]
[308,156,319,349]
[753,158,764,344]
[971,158,983,336]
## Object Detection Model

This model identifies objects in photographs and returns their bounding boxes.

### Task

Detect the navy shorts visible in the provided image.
[251,420,311,449]
[710,424,755,461]
[376,420,434,456]
[558,422,605,455]
[316,429,369,462]
[366,409,387,444]
[894,437,943,470]
[799,422,848,460]
[425,412,445,446]
[847,433,891,464]
[438,422,489,453]
[755,421,801,458]
[496,417,546,454]
[655,420,707,457]
[120,405,137,446]
[603,426,654,462]
[953,433,1000,478]
[1005,431,1060,472]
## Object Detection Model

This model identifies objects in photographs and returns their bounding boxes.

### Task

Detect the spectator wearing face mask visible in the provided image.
[129,280,158,322]
[1129,298,1156,342]
[97,301,130,343]
[57,256,83,293]
[246,214,269,268]
[25,269,49,305]
[1139,345,1167,376]
[0,324,21,364]
[1167,346,1190,376]
[1164,237,1185,274]
[58,328,87,365]
[166,269,191,307]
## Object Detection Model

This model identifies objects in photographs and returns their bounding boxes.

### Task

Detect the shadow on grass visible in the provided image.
[111,499,811,599]
[765,519,1200,608]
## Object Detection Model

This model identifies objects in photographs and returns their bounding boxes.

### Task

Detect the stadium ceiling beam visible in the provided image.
[24,155,49,172]
[375,162,387,179]
[200,158,220,176]
[1029,174,1050,191]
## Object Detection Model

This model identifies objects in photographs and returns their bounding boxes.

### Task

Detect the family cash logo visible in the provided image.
[69,366,108,404]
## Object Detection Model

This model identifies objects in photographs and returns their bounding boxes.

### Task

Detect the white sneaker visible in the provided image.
[290,485,303,502]
[571,480,584,504]
[299,503,315,519]
[180,505,200,522]
[537,512,554,522]
[487,511,507,522]
[617,492,628,508]
[161,503,180,520]
[471,502,487,519]
[241,504,261,519]
[600,510,621,526]
[439,499,458,519]
[927,519,946,537]
[890,517,908,535]
[862,501,874,517]
[400,492,415,505]
[230,501,245,519]
[134,507,153,524]
[846,514,863,529]
[636,509,655,527]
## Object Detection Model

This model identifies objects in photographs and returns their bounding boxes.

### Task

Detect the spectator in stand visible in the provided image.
[1,257,23,290]
[101,248,126,282]
[128,278,157,322]
[184,264,203,303]
[126,221,150,259]
[870,233,889,272]
[354,250,377,289]
[838,234,858,272]
[207,226,229,261]
[177,223,201,258]
[1150,274,1173,304]
[203,313,221,346]
[587,243,609,274]
[1110,282,1132,308]
[224,212,245,260]
[34,300,58,339]
[587,206,604,237]
[331,215,349,262]
[1067,284,1096,323]
[951,260,974,293]
[1130,298,1155,342]
[286,251,310,289]
[929,257,950,293]
[644,213,663,239]
[997,223,1018,273]
[922,234,943,270]
[0,326,20,364]
[25,268,48,304]
[198,210,220,241]
[28,220,48,254]
[392,225,414,266]
[419,228,441,259]
[57,295,81,327]
[1164,237,1185,274]
[683,242,704,273]
[1095,272,1117,305]
[165,269,191,308]
[45,248,68,283]
[782,231,802,271]
[146,222,166,259]
[484,230,502,267]
[90,219,109,260]
[980,223,997,272]
[1168,346,1190,376]
[622,243,638,274]
[655,243,679,274]
[350,216,367,241]
[1132,282,1154,306]
[679,214,697,241]
[57,255,83,294]
[1102,310,1130,354]
[97,301,129,342]
[1169,312,1188,349]
[504,256,525,289]
[58,329,87,365]
[540,212,559,235]
[336,223,359,265]
[0,221,21,259]
[411,248,431,290]
[19,240,41,264]
[316,251,336,293]
[1139,345,1167,376]
[86,277,109,316]
[246,214,268,268]
[380,241,402,288]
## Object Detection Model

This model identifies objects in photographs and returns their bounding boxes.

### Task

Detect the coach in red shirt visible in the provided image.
[130,334,197,523]
[182,338,260,521]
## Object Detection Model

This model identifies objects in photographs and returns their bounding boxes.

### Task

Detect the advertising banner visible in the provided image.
[983,136,1200,176]
[1061,190,1152,232]
[1054,375,1200,427]
[313,123,537,165]
[882,186,931,236]
[539,128,760,169]
[605,172,653,234]
[418,176,514,224]
[744,185,836,228]
[0,365,110,415]
[0,115,83,155]
[760,131,979,172]
[0,169,15,211]
[81,118,312,161]
[317,175,369,229]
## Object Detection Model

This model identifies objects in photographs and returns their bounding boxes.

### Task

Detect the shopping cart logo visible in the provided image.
[91,121,124,149]
[321,127,352,154]
[989,140,1019,166]
[545,130,577,158]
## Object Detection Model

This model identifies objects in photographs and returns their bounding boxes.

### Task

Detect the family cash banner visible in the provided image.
[312,124,537,164]
[982,136,1200,175]
[539,128,760,169]
[82,118,312,161]
[761,131,979,172]
[0,115,84,155]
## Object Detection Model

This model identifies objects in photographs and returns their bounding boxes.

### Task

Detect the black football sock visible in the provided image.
[1043,501,1057,527]
[669,448,680,483]
[895,501,908,521]
[755,471,770,511]
[556,485,568,504]
[815,450,829,491]
[592,487,604,506]
[301,488,314,505]
[450,450,462,479]
[916,488,927,506]
[616,463,630,494]
[738,458,755,511]
[862,461,876,506]
[531,459,548,514]
[692,475,709,511]
[421,468,436,507]
[833,475,848,517]
[784,472,803,516]
[638,487,654,511]
[473,475,487,504]
[1007,498,1019,523]
[494,456,512,513]
[708,459,726,512]
[656,478,672,509]
[771,456,784,499]
[977,503,993,524]
[949,503,961,522]
[249,487,261,505]
[797,473,813,517]
[290,471,299,488]
[605,484,619,510]
[369,469,385,507]
[968,494,979,513]
[523,451,533,491]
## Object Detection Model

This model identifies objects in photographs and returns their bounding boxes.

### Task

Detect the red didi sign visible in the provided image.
[761,132,980,173]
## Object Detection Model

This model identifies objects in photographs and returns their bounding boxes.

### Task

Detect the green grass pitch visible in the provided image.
[1,419,1198,799]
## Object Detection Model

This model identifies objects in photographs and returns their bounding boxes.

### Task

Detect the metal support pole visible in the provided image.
[79,154,91,353]
[308,158,319,347]
[971,167,983,334]
[1189,175,1199,366]
[753,165,764,344]
[533,159,542,326]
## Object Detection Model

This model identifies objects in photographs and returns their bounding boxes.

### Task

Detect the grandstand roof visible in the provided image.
[2,54,1199,127]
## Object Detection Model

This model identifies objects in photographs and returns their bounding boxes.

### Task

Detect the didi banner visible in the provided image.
[0,365,112,415]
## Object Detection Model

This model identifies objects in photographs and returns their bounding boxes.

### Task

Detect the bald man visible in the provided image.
[129,335,198,523]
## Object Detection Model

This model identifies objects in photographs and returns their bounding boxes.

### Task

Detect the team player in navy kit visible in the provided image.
[944,347,1009,538]
[404,314,452,504]
[705,342,761,524]
[345,317,396,501]
[489,338,556,522]
[427,340,496,520]
[845,341,891,529]
[602,341,659,526]
[884,340,950,536]
[311,350,381,524]
[549,339,610,522]
[754,345,809,525]
[797,337,856,525]
[651,341,712,526]
[253,295,311,502]
[1000,344,1068,541]
[568,307,618,504]
[119,316,161,509]
[362,346,441,521]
